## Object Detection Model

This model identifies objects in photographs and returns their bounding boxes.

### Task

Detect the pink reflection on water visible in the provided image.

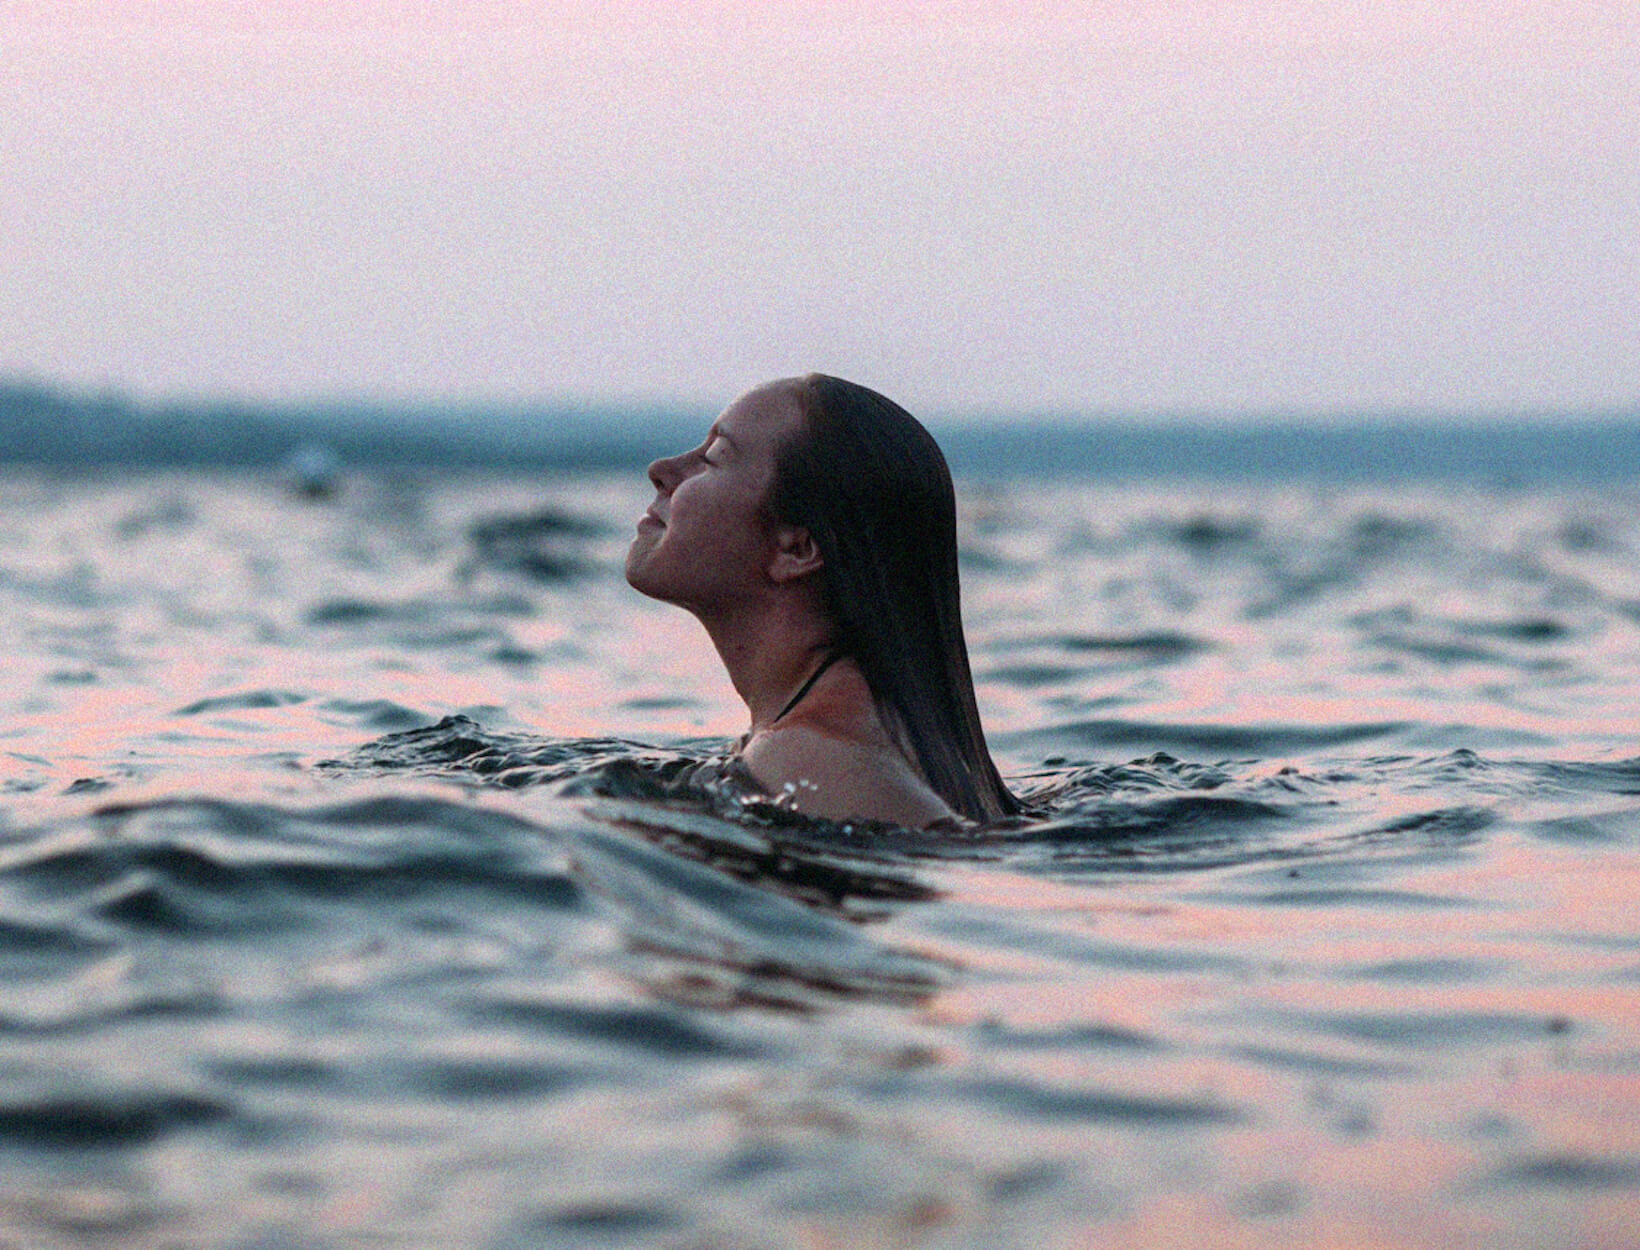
[911,844,1640,1249]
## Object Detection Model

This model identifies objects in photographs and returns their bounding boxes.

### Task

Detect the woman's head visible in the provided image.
[767,374,1018,821]
[624,381,811,615]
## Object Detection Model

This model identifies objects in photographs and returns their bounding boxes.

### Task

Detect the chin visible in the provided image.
[623,550,649,593]
[624,544,665,598]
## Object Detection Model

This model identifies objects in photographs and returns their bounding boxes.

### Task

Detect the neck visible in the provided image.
[692,593,836,729]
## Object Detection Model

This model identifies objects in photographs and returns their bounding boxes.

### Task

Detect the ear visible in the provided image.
[767,525,824,584]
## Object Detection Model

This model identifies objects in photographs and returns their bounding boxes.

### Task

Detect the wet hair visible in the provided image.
[768,373,1020,822]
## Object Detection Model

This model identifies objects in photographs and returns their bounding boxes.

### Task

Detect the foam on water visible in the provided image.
[2,467,1638,1247]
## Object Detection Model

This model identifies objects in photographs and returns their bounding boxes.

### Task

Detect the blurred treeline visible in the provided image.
[3,377,1637,482]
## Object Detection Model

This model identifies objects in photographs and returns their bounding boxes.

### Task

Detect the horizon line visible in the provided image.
[3,373,1637,429]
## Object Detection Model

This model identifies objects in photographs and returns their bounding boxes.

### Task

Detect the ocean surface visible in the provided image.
[2,454,1638,1248]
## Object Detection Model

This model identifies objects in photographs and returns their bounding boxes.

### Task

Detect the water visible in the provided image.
[2,463,1638,1248]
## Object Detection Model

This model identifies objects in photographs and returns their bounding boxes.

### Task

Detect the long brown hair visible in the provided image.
[769,374,1019,822]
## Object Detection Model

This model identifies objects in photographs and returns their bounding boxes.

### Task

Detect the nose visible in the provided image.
[647,452,683,493]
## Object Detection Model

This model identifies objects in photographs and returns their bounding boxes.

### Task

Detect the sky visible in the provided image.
[3,0,1637,418]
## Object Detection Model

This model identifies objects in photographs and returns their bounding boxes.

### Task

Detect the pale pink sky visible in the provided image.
[3,1,1636,415]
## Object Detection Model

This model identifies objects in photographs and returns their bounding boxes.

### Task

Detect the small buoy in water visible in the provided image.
[281,442,343,500]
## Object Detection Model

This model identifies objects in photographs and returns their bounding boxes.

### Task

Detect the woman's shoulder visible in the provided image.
[738,722,957,829]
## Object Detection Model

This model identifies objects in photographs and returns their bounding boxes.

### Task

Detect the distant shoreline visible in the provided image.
[3,378,1636,482]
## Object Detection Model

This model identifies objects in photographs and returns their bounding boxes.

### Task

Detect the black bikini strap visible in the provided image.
[772,649,844,725]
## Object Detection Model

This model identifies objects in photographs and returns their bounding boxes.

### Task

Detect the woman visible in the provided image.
[626,373,1018,827]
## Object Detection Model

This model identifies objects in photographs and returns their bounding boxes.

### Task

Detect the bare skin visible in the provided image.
[739,659,955,827]
[625,379,957,828]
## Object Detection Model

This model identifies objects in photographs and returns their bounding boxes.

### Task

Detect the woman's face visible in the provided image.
[625,381,807,613]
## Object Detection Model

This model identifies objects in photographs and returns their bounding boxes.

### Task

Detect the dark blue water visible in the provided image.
[2,465,1638,1247]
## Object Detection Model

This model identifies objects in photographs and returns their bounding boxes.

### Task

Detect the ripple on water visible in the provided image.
[1343,956,1498,984]
[1485,1153,1640,1192]
[172,689,308,716]
[1055,630,1214,661]
[963,1076,1243,1127]
[0,1089,231,1148]
[461,994,772,1061]
[505,1200,679,1245]
[314,697,429,730]
[1297,1008,1573,1052]
[406,1049,587,1102]
[999,717,1411,757]
[1234,884,1476,910]
[460,505,608,585]
[1,798,590,948]
[1229,1043,1414,1079]
[972,1017,1165,1054]
[303,597,409,626]
[1530,757,1640,797]
[1528,812,1640,845]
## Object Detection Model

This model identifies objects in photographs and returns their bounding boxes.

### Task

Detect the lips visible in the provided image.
[638,508,665,530]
